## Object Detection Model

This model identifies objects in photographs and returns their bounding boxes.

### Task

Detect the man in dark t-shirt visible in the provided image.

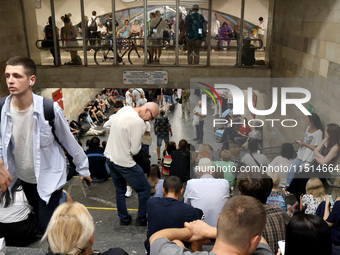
[145,176,203,254]
[85,136,109,182]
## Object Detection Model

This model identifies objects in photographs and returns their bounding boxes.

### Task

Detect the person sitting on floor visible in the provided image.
[43,202,128,255]
[150,196,273,255]
[145,176,203,254]
[0,179,40,247]
[237,172,285,252]
[85,136,109,182]
[184,158,230,227]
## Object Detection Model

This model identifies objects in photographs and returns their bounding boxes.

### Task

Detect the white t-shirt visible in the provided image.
[125,90,133,106]
[10,101,36,184]
[0,190,31,223]
[269,156,294,187]
[297,127,323,163]
[258,21,265,35]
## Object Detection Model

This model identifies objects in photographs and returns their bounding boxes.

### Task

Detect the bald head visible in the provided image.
[136,102,159,122]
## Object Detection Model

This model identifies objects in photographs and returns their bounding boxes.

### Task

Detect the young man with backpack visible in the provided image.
[0,56,91,230]
[88,10,100,48]
[180,5,207,65]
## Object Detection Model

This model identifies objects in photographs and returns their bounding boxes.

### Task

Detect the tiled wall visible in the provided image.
[270,0,340,191]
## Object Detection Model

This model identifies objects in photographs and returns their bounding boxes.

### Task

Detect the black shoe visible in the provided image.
[193,138,199,141]
[120,215,132,226]
[136,217,147,226]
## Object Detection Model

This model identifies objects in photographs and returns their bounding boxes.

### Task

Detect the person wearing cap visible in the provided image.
[183,158,230,227]
[179,4,207,65]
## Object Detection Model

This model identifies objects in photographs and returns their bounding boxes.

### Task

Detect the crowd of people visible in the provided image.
[41,5,266,66]
[1,56,340,255]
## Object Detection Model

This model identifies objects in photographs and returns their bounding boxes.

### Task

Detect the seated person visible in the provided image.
[147,164,164,198]
[170,139,191,182]
[284,214,331,255]
[234,117,252,145]
[43,202,128,255]
[268,143,295,188]
[266,172,286,213]
[95,94,109,113]
[323,194,340,254]
[86,136,109,182]
[184,158,230,227]
[146,176,203,254]
[212,150,235,186]
[75,115,106,136]
[87,100,108,123]
[150,196,273,255]
[241,140,269,171]
[80,109,96,128]
[237,172,285,252]
[0,180,40,247]
[220,114,242,143]
[161,141,176,176]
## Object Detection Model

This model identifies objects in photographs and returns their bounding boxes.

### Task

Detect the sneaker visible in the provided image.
[120,215,132,226]
[136,217,147,226]
[125,186,132,198]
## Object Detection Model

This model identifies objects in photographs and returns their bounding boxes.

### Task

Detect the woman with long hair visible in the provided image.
[314,123,340,165]
[287,113,323,186]
[282,214,332,255]
[147,164,163,198]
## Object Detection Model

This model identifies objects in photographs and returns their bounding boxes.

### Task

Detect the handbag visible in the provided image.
[133,146,151,174]
[192,114,199,126]
[142,134,152,146]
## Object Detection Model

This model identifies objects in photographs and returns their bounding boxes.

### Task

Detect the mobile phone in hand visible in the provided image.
[278,240,285,255]
[83,178,91,188]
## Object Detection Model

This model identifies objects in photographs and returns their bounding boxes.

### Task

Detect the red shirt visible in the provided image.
[239,125,251,136]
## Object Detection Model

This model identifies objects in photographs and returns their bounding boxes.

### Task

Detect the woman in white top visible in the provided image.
[0,180,39,246]
[287,113,323,186]
[269,143,295,188]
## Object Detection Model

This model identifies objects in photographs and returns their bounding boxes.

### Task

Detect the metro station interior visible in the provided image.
[1,0,340,254]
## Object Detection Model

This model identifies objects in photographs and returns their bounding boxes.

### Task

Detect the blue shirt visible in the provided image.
[0,94,90,203]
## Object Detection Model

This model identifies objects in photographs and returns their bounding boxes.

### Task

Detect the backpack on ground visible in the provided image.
[90,17,98,32]
[186,13,205,40]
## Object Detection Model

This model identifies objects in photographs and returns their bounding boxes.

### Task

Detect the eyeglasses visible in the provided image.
[148,109,155,121]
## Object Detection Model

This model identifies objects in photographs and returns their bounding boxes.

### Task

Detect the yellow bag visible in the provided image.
[253,29,258,35]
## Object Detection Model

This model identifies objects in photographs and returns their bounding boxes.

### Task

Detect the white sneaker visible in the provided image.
[125,186,132,198]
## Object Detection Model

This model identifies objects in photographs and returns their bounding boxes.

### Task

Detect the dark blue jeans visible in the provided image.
[21,180,62,231]
[195,120,204,142]
[107,159,151,223]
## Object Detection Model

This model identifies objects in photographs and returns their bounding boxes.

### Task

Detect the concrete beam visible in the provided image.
[36,66,271,89]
